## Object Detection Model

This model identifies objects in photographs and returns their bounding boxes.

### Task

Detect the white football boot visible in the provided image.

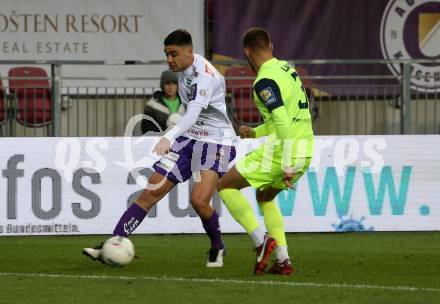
[206,248,225,267]
[82,242,105,263]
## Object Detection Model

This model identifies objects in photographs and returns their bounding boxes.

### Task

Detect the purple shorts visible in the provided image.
[153,136,236,183]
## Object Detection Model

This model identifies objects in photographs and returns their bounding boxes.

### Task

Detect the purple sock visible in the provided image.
[113,203,147,237]
[201,211,224,250]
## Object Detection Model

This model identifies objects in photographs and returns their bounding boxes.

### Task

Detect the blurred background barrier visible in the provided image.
[0,59,438,137]
[1,135,439,234]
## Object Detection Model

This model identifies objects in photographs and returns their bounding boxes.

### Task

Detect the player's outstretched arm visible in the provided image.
[238,125,256,138]
[252,122,269,138]
[270,106,295,139]
[239,123,269,138]
[254,78,294,140]
[153,103,203,155]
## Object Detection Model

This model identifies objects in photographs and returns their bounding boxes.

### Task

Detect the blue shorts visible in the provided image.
[153,136,236,183]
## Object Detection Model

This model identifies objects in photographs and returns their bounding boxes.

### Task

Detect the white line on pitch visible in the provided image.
[0,272,439,293]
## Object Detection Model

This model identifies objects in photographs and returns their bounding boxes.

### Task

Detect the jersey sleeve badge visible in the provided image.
[199,89,207,97]
[254,78,284,112]
[189,83,197,101]
[260,87,276,105]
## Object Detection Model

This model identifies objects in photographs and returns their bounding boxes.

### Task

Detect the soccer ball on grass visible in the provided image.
[101,236,135,267]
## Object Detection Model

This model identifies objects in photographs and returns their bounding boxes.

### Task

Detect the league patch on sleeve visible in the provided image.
[199,89,207,97]
[189,83,197,101]
[260,87,276,105]
[254,78,284,112]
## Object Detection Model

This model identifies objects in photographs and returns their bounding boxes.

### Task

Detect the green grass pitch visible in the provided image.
[0,232,439,304]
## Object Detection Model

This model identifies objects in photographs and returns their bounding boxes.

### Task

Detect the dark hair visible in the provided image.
[164,29,193,47]
[242,27,271,50]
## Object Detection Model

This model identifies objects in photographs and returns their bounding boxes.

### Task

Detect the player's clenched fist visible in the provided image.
[282,167,296,190]
[153,137,171,155]
[239,125,256,138]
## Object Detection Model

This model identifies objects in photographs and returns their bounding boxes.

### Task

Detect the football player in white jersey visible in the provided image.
[83,29,236,267]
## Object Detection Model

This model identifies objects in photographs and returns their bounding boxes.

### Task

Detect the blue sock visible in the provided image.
[201,211,224,250]
[113,203,147,237]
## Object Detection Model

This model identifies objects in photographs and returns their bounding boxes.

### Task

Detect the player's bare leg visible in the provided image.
[112,172,176,236]
[217,166,251,191]
[136,172,177,213]
[191,170,225,267]
[256,187,293,275]
[191,170,219,218]
[218,166,277,274]
[83,172,175,263]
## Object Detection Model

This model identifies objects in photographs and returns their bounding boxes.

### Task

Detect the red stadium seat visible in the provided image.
[8,67,52,127]
[295,66,312,89]
[0,78,6,125]
[225,66,261,126]
[295,66,316,101]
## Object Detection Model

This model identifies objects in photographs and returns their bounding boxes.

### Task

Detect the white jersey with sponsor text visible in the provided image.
[178,54,235,146]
